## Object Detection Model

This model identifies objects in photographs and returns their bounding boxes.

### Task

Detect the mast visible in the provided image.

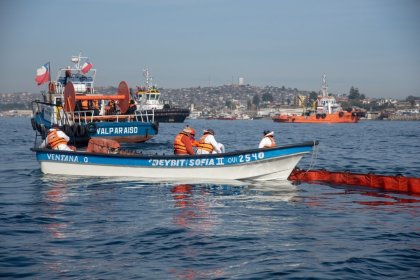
[143,68,150,90]
[321,74,328,97]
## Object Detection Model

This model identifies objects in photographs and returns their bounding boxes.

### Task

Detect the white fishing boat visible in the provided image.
[31,141,318,181]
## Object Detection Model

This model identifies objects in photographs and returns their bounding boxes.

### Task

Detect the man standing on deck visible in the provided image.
[173,126,196,155]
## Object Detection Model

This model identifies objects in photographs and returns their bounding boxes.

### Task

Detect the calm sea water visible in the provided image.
[0,117,419,279]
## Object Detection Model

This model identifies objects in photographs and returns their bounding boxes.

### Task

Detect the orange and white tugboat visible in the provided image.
[273,74,365,123]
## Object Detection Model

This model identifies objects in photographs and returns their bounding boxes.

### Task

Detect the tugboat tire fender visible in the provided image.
[78,124,86,137]
[31,118,37,131]
[71,124,79,136]
[86,122,97,134]
[62,124,73,136]
[40,124,47,138]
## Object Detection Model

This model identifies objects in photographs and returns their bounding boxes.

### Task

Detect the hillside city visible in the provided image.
[1,83,419,120]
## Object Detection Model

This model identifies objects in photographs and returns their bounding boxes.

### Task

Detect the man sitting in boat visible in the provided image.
[196,129,225,154]
[173,126,196,155]
[258,130,276,148]
[39,126,76,151]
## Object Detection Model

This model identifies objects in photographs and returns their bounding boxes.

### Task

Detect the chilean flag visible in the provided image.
[35,62,50,85]
[81,60,93,74]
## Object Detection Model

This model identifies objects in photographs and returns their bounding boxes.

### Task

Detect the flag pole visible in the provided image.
[48,61,51,82]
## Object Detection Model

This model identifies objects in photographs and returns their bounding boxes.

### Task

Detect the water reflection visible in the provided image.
[43,181,69,239]
[354,191,420,206]
[169,184,224,279]
[171,184,214,231]
[38,179,73,275]
[296,182,420,208]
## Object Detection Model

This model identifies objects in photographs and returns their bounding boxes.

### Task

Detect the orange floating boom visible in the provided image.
[289,168,420,194]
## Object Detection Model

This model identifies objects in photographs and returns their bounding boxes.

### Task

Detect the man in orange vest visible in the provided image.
[39,127,76,151]
[173,126,196,155]
[196,129,224,154]
[258,130,276,148]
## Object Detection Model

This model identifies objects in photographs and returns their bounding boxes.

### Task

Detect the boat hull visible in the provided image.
[31,101,158,145]
[32,142,317,181]
[273,111,361,123]
[137,108,190,123]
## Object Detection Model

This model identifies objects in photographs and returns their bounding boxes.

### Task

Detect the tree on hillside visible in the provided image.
[252,94,260,107]
[348,86,360,99]
[261,92,274,102]
[406,95,417,108]
[225,100,236,110]
[309,91,318,102]
[247,98,252,110]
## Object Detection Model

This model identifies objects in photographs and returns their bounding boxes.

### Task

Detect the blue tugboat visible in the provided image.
[31,53,158,145]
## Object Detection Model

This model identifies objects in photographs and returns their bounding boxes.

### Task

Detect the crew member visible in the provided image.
[259,130,276,148]
[196,129,224,154]
[64,66,72,85]
[173,126,196,155]
[81,99,89,110]
[105,100,116,115]
[92,100,100,116]
[126,100,137,114]
[39,127,76,151]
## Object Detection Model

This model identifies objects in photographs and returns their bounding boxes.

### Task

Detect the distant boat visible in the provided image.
[272,74,365,123]
[133,68,190,123]
[31,53,158,145]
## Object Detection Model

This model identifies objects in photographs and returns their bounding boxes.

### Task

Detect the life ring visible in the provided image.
[339,111,344,117]
[31,118,37,130]
[71,124,80,136]
[316,114,321,119]
[40,124,47,138]
[86,122,97,134]
[321,113,326,119]
[62,124,73,136]
[152,122,159,133]
[35,121,41,132]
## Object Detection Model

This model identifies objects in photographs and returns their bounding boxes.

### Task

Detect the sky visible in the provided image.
[0,0,419,99]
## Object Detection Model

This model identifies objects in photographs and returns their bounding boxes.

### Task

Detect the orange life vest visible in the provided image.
[81,100,89,110]
[174,133,188,155]
[47,129,68,149]
[92,100,99,109]
[197,135,214,152]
